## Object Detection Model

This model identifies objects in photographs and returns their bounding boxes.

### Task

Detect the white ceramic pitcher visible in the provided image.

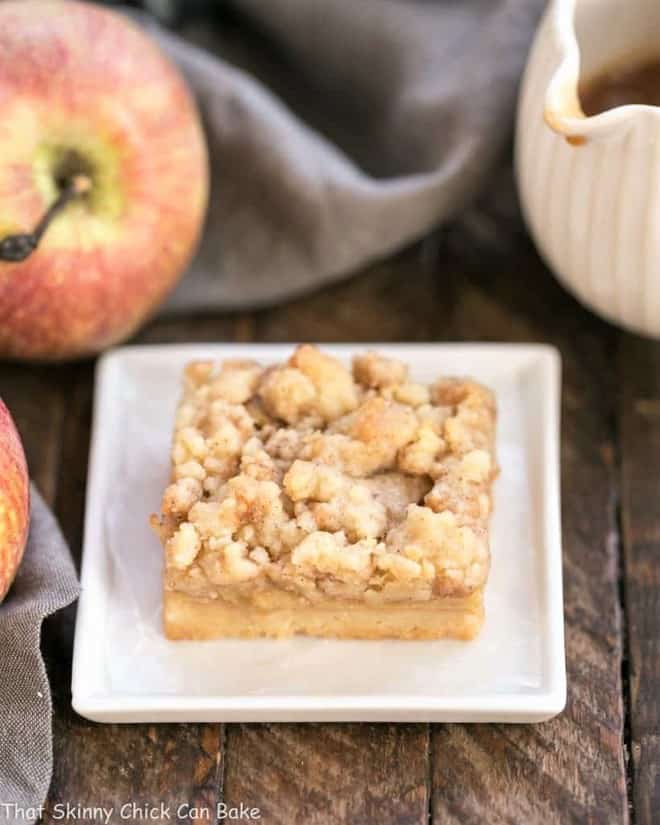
[516,0,660,338]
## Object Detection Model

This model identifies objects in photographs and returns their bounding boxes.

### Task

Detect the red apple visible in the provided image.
[0,0,208,361]
[0,398,29,602]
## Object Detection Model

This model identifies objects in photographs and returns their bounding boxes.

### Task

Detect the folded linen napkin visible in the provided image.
[0,488,79,822]
[141,0,547,311]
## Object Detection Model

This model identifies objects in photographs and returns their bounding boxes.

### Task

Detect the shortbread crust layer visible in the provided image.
[164,590,484,641]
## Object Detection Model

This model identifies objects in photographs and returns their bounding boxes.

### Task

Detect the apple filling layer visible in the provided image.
[152,346,497,641]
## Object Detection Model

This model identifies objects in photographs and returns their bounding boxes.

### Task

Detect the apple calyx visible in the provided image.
[0,173,92,263]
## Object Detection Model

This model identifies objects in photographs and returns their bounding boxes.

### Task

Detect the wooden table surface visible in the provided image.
[3,163,658,825]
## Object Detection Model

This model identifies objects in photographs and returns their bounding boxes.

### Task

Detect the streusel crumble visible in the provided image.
[151,345,497,640]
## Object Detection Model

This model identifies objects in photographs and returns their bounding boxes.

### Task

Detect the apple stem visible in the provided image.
[0,174,92,263]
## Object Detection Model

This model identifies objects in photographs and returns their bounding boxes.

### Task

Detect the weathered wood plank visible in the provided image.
[252,247,441,344]
[426,177,628,824]
[223,723,430,825]
[44,724,224,825]
[42,317,240,824]
[620,335,660,825]
[136,315,248,345]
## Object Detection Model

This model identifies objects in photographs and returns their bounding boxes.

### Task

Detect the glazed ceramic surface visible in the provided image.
[72,343,564,723]
[516,0,660,337]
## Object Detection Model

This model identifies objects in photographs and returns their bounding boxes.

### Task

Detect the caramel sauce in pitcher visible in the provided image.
[581,57,660,115]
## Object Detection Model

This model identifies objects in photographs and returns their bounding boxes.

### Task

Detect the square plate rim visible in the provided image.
[72,341,566,723]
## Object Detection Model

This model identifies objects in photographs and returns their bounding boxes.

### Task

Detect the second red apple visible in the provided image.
[0,399,29,602]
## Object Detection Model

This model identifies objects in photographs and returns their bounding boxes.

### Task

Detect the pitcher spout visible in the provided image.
[543,0,660,144]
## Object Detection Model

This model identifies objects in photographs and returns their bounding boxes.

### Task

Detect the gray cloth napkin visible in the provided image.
[0,487,79,822]
[141,0,547,312]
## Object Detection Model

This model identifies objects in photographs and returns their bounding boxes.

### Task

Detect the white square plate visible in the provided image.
[72,343,565,723]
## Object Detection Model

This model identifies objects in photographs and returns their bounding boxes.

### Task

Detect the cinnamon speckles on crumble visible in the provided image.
[152,346,497,605]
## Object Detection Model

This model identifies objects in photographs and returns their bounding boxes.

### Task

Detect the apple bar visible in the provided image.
[151,346,497,641]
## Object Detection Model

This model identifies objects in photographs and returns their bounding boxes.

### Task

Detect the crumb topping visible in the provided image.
[152,346,497,604]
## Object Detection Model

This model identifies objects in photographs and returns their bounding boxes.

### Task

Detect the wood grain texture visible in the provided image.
[223,723,430,825]
[44,724,223,825]
[620,336,660,825]
[4,164,649,823]
[427,177,628,824]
